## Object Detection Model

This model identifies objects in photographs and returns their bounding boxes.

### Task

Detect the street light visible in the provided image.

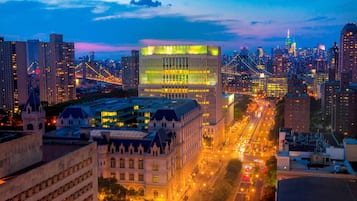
[98,192,105,201]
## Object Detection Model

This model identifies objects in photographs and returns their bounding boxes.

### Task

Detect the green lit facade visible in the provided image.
[139,45,224,145]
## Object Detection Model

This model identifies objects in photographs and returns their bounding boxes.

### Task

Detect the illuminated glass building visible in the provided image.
[0,37,28,114]
[339,23,357,83]
[138,45,224,146]
[38,34,76,105]
[266,77,288,98]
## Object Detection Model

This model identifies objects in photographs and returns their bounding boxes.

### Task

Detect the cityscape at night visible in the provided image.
[1,0,357,201]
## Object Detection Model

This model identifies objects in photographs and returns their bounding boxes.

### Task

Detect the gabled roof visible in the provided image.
[23,89,41,112]
[91,129,175,154]
[150,129,174,153]
[59,107,89,119]
[151,99,200,121]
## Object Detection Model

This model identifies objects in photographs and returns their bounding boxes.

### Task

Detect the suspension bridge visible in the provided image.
[75,62,122,85]
[221,53,272,77]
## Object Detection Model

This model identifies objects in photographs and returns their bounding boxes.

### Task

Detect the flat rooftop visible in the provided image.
[278,176,357,201]
[0,131,24,144]
[1,138,91,184]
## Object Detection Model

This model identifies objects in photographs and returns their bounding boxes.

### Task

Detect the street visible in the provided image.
[187,98,276,201]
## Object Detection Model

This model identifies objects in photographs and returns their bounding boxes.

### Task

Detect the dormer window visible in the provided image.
[119,144,125,154]
[138,145,144,155]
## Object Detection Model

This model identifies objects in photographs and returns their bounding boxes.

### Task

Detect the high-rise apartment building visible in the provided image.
[0,37,28,114]
[284,75,310,133]
[38,34,76,105]
[339,23,357,83]
[138,45,224,146]
[121,50,139,90]
[332,86,357,137]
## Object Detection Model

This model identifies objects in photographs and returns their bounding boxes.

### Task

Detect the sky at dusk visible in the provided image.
[0,0,356,59]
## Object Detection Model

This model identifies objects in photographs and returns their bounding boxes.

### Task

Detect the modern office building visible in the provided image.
[266,77,288,98]
[122,50,139,90]
[138,45,224,146]
[91,98,202,201]
[339,23,357,83]
[0,37,28,114]
[38,34,76,105]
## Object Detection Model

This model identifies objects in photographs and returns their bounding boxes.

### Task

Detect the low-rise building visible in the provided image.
[90,98,202,201]
[0,90,98,201]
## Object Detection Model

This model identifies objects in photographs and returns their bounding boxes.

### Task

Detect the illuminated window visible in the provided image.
[152,175,159,183]
[152,162,159,171]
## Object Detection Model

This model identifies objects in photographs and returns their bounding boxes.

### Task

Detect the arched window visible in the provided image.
[38,123,43,130]
[110,158,116,168]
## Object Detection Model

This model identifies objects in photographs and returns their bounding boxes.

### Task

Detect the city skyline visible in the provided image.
[0,0,356,59]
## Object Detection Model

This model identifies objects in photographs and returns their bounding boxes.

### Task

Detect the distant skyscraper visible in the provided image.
[272,48,290,77]
[121,50,139,90]
[327,42,339,81]
[0,38,28,114]
[38,34,76,105]
[285,29,296,56]
[339,23,357,83]
[285,29,292,49]
[138,45,224,146]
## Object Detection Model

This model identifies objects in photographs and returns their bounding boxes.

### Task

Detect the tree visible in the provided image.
[98,177,127,201]
[261,186,276,201]
[224,159,242,185]
[211,181,232,201]
[269,98,284,142]
[234,95,251,121]
[265,156,277,187]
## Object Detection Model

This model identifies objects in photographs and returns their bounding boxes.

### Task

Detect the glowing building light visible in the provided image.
[141,45,219,56]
